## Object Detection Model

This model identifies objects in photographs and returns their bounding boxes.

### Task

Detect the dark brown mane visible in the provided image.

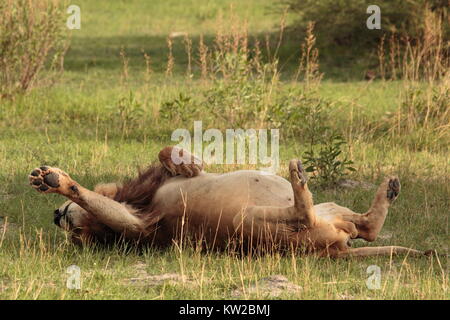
[114,163,171,211]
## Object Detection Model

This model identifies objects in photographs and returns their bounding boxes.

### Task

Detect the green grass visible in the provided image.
[0,0,448,300]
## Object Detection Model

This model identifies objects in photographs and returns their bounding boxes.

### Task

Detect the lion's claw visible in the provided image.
[386,177,400,202]
[289,159,308,186]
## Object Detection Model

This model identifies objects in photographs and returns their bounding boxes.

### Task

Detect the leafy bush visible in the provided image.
[159,48,281,128]
[282,0,449,46]
[204,62,272,127]
[304,133,355,186]
[158,16,355,185]
[109,91,145,137]
[269,90,355,186]
[159,93,197,124]
[0,0,67,99]
[268,90,329,135]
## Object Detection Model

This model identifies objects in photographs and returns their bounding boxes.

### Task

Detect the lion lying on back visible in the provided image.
[29,146,433,258]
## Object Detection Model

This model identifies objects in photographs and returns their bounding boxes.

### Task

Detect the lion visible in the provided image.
[28,146,432,258]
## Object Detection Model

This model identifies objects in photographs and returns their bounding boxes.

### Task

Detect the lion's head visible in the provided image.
[54,200,87,231]
[53,183,120,244]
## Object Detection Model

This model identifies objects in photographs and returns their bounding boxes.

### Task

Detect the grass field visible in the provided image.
[0,0,448,300]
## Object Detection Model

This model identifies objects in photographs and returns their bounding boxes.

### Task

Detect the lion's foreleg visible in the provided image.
[73,187,145,237]
[29,166,146,237]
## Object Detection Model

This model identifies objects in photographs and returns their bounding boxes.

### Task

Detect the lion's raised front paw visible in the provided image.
[29,166,77,195]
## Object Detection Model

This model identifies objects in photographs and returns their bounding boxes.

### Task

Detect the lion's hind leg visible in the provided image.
[233,159,318,230]
[361,177,400,241]
[340,177,400,242]
[232,159,324,251]
[288,159,318,227]
[232,205,300,252]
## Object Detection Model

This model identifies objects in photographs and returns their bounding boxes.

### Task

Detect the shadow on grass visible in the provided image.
[65,33,375,81]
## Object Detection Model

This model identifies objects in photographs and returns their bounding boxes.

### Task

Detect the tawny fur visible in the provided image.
[29,146,433,258]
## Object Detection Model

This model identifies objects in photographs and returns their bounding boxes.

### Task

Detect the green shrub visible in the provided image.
[109,91,145,137]
[303,133,356,187]
[269,90,355,186]
[0,0,67,99]
[159,93,197,125]
[159,49,281,129]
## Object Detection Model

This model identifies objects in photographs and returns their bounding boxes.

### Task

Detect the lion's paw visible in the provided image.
[289,159,308,186]
[159,146,203,178]
[386,177,400,202]
[29,166,77,195]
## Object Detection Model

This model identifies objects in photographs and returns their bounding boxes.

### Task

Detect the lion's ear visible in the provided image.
[94,183,119,199]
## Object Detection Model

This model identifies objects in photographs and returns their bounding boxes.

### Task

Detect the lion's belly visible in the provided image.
[152,171,294,245]
[155,170,294,207]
